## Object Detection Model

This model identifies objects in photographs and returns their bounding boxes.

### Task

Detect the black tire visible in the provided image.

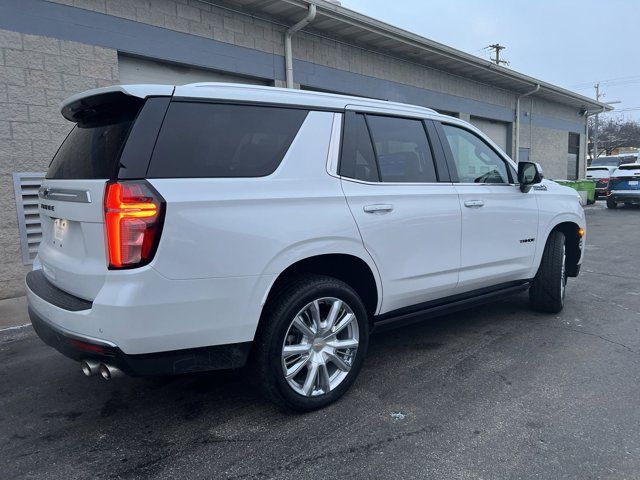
[529,231,567,314]
[606,197,617,209]
[253,274,369,411]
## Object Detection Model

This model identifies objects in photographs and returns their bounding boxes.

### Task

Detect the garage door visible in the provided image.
[118,55,268,86]
[470,116,510,154]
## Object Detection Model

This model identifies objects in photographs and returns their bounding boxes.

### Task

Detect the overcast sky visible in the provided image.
[340,0,640,120]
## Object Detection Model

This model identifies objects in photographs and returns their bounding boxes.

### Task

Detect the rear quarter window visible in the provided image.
[46,95,143,179]
[147,102,308,178]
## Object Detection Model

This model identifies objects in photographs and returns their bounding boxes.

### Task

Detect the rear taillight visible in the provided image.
[104,180,165,269]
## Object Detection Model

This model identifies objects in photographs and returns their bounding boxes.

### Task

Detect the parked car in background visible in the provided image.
[26,83,587,411]
[586,167,612,198]
[617,153,639,165]
[607,163,640,208]
[590,154,637,170]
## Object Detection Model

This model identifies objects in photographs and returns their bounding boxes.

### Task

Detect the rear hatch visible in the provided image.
[37,87,171,301]
[610,165,640,192]
[586,167,610,189]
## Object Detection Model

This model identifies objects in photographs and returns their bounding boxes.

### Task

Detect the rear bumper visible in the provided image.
[609,191,640,203]
[29,306,251,376]
[26,269,253,375]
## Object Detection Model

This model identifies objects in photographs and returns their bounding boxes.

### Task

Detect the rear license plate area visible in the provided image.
[53,218,68,246]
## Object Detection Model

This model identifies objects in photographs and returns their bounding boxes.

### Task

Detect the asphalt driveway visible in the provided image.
[1,202,639,479]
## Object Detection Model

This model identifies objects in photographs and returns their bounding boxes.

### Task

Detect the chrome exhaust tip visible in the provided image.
[81,359,100,377]
[99,364,123,380]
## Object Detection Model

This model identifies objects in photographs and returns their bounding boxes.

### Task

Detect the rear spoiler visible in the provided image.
[60,85,175,122]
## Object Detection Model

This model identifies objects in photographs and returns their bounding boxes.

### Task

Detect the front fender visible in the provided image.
[531,209,586,278]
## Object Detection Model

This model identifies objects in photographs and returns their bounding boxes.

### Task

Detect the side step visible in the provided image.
[373,281,531,332]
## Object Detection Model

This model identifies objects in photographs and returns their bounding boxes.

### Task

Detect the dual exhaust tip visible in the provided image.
[80,360,122,380]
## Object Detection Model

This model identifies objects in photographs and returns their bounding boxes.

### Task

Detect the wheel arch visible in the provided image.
[259,253,381,330]
[547,220,583,277]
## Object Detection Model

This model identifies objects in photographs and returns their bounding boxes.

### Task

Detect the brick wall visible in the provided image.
[46,1,585,160]
[0,28,118,298]
[48,0,517,110]
[48,0,285,55]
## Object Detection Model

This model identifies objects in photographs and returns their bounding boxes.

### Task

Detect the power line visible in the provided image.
[608,107,640,112]
[484,44,509,66]
[570,74,640,89]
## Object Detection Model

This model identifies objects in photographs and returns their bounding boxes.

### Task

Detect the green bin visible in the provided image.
[576,180,596,205]
[553,179,596,205]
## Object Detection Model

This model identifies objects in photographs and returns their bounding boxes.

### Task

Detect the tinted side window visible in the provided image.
[442,124,510,184]
[47,122,133,179]
[367,115,437,183]
[47,96,143,179]
[148,102,308,178]
[339,113,379,182]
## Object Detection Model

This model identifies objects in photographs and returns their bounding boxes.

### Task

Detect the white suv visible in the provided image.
[27,83,586,411]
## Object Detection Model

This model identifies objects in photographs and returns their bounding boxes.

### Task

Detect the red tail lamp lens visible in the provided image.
[104,181,165,269]
[68,338,105,353]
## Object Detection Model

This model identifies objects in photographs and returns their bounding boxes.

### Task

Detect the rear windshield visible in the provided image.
[618,164,640,170]
[618,155,638,164]
[591,156,619,167]
[147,102,308,178]
[47,95,142,179]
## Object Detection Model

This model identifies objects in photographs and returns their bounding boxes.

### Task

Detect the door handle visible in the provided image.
[363,204,394,213]
[464,200,485,208]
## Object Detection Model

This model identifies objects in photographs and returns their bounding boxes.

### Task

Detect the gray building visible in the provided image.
[0,0,609,299]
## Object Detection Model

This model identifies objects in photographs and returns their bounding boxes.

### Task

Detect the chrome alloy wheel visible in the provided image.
[281,297,359,397]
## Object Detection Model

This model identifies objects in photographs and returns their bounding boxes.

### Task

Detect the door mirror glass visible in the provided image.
[518,161,543,192]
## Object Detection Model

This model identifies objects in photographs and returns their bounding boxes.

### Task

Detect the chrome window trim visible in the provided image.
[338,177,454,187]
[454,182,519,187]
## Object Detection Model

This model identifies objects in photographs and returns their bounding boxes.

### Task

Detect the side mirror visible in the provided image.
[518,161,544,193]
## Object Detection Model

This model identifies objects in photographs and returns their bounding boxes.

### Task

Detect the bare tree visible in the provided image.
[588,116,640,157]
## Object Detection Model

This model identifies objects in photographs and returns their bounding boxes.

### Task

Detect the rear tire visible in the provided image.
[253,274,369,411]
[530,231,567,314]
[606,197,617,209]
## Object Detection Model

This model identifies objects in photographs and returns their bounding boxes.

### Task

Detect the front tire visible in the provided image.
[254,275,369,411]
[530,231,567,313]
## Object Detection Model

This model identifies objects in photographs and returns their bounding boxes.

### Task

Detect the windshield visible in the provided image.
[591,156,619,167]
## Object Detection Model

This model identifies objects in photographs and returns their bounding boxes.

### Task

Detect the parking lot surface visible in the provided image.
[1,203,639,480]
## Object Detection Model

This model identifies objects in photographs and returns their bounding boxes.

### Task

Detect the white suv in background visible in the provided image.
[27,84,586,411]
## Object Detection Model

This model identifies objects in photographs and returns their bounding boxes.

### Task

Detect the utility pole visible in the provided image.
[594,83,602,159]
[486,44,509,66]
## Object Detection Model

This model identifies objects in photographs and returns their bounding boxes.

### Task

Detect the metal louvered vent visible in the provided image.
[12,172,45,264]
